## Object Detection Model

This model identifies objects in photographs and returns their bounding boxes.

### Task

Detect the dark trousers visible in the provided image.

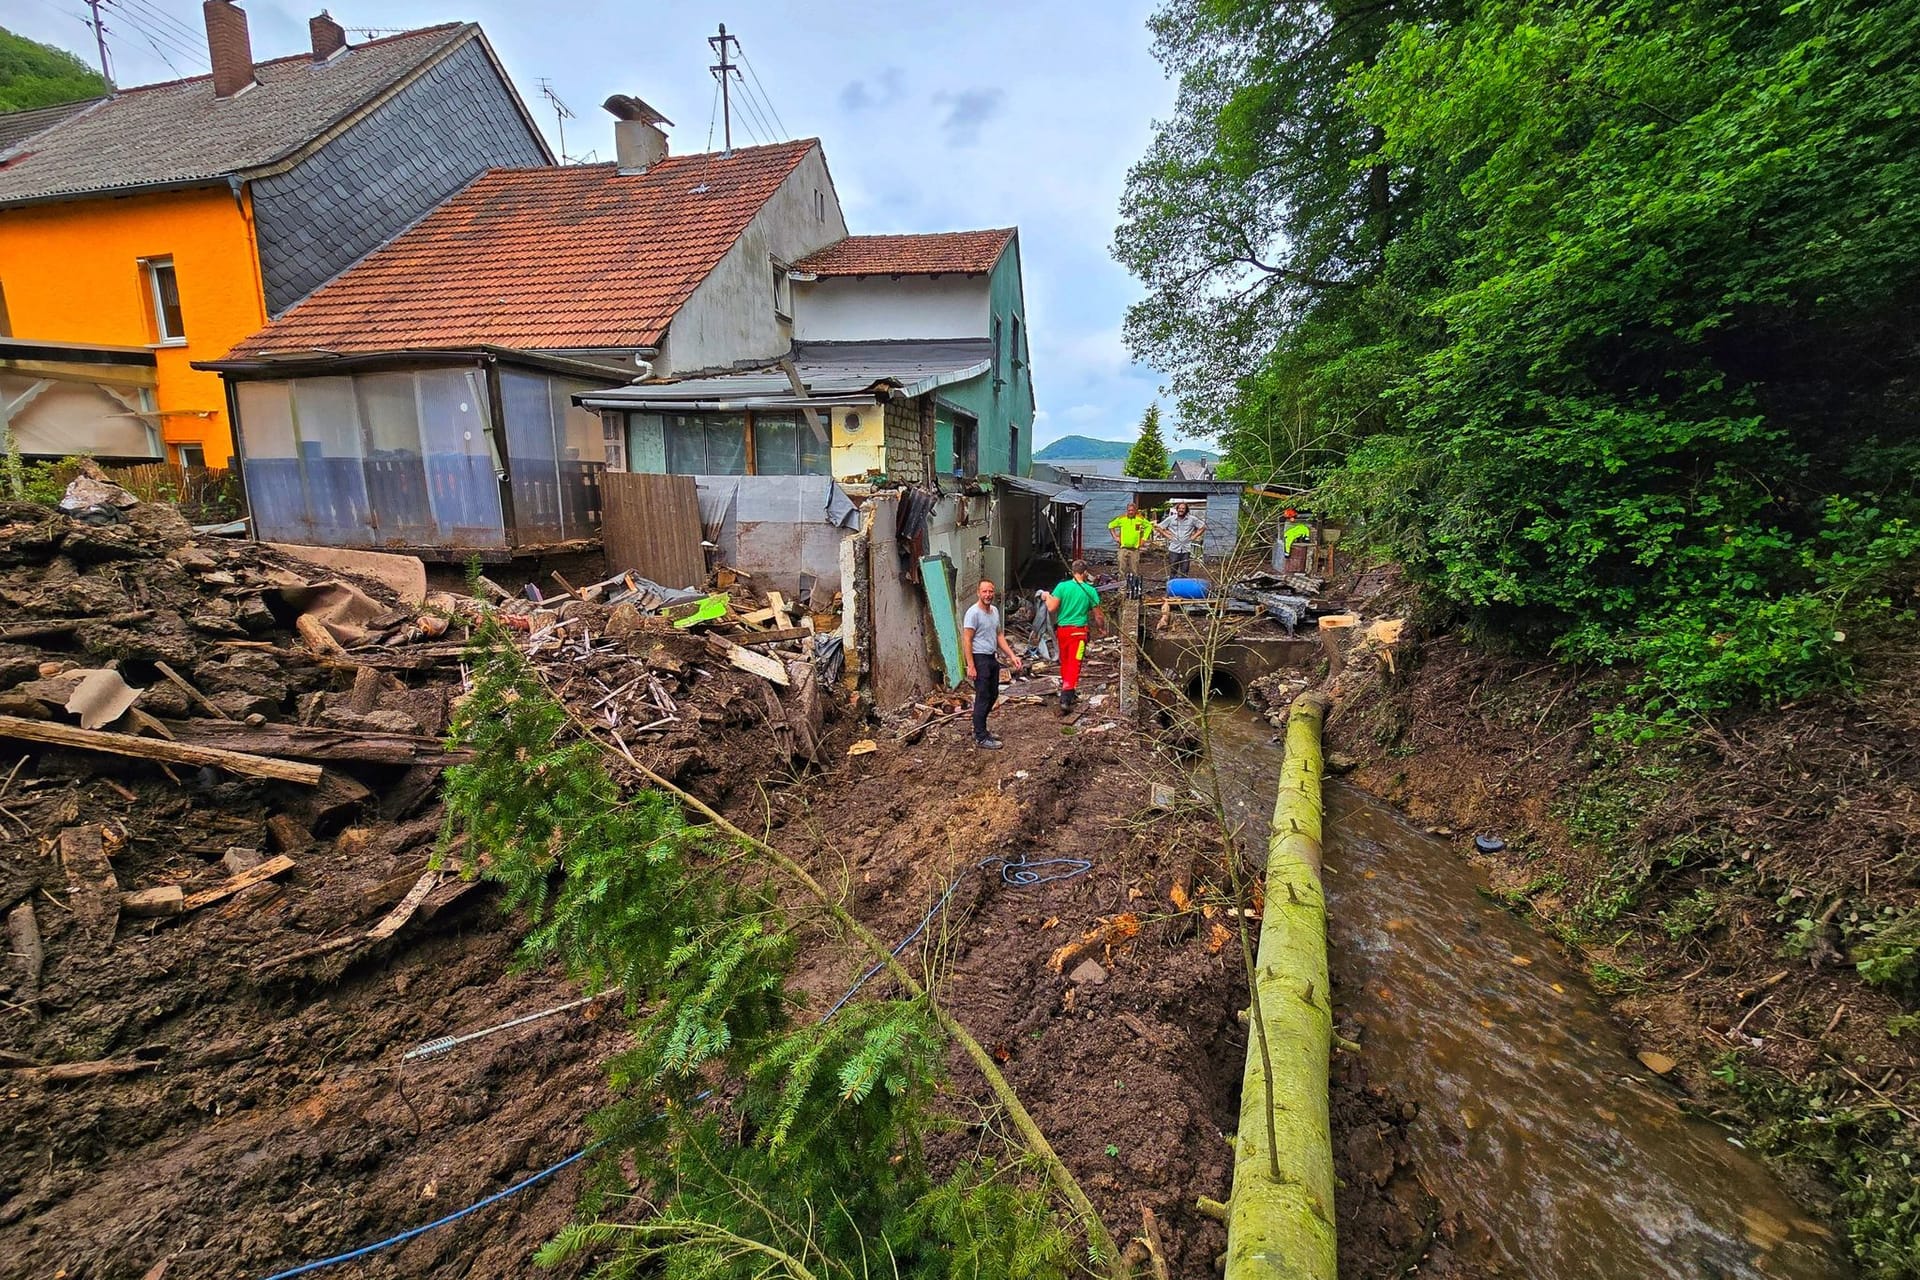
[1169,550,1193,578]
[971,652,1000,741]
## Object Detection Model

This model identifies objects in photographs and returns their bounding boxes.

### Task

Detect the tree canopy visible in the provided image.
[0,27,109,113]
[1117,0,1920,723]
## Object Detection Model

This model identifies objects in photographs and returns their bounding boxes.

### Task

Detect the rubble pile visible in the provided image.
[0,482,851,1277]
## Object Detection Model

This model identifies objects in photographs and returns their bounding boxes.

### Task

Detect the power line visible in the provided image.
[103,0,210,71]
[737,45,790,140]
[706,22,740,155]
[731,65,779,145]
[113,0,205,50]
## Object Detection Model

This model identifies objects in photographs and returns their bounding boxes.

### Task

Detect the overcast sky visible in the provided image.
[12,0,1201,451]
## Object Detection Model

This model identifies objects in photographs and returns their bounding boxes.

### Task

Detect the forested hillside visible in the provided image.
[0,27,108,112]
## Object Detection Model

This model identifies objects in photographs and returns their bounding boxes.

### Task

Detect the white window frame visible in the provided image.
[141,256,187,344]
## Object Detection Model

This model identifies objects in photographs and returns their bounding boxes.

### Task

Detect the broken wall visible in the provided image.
[693,475,860,599]
[864,493,938,708]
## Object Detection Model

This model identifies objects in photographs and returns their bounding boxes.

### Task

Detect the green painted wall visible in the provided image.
[933,235,1034,478]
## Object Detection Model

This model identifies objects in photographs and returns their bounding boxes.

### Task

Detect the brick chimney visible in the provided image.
[203,0,256,98]
[309,11,348,62]
[605,95,672,175]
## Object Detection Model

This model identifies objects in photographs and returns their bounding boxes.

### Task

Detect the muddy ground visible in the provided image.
[3,504,1474,1279]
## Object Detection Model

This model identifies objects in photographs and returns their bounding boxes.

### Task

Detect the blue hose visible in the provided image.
[256,853,1091,1278]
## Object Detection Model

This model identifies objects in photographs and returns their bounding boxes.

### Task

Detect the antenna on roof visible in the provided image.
[538,78,578,164]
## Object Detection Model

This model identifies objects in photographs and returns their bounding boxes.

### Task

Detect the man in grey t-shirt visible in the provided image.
[963,578,1025,749]
[1157,501,1207,579]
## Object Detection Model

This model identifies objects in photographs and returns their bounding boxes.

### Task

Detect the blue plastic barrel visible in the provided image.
[1167,577,1209,599]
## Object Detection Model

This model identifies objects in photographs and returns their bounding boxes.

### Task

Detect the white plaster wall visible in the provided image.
[792,275,991,342]
[659,147,849,376]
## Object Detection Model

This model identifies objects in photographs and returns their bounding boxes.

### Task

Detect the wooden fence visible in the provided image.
[599,472,707,589]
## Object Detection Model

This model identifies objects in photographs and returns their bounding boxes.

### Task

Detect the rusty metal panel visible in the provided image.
[600,472,706,589]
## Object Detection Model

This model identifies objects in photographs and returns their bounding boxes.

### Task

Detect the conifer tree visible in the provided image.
[1124,403,1173,479]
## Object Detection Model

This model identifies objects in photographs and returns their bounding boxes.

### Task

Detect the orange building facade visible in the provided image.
[0,185,267,466]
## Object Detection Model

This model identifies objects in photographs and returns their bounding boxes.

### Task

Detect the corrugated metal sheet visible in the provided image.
[576,340,993,410]
[600,472,706,590]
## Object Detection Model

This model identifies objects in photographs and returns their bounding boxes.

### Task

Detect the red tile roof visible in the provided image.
[793,229,1013,276]
[226,139,820,356]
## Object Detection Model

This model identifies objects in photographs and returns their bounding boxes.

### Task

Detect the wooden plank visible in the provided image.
[768,591,794,629]
[8,902,42,1007]
[734,626,813,647]
[600,472,706,591]
[122,886,185,917]
[58,826,118,951]
[0,715,324,785]
[704,636,789,686]
[7,1057,158,1085]
[181,854,295,911]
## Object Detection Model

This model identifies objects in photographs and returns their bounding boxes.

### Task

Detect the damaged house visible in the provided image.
[201,109,847,556]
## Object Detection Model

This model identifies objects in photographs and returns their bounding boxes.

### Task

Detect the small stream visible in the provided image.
[1204,708,1848,1280]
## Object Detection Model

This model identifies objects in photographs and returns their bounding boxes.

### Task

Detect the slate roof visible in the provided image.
[793,229,1014,276]
[224,140,822,357]
[0,25,472,206]
[576,339,994,409]
[0,99,103,156]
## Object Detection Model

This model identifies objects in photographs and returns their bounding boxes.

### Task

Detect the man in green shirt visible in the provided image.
[1109,499,1155,593]
[1045,559,1107,714]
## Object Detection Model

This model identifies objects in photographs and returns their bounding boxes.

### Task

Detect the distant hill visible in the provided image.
[1035,434,1218,463]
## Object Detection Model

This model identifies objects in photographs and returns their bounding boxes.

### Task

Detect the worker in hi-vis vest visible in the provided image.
[1109,499,1155,590]
[1281,508,1312,572]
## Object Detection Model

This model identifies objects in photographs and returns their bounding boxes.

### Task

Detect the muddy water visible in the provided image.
[1204,709,1848,1279]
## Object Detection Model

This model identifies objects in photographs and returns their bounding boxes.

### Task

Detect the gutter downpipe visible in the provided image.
[1226,689,1336,1279]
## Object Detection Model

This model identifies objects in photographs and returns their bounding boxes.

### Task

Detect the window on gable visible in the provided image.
[141,257,186,342]
[771,259,792,320]
[1012,316,1024,370]
[815,189,825,222]
[992,315,1004,387]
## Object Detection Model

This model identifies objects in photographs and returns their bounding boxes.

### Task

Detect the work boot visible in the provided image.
[975,736,1003,750]
[1059,688,1076,715]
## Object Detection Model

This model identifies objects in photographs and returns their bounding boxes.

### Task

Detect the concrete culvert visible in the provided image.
[1183,666,1244,707]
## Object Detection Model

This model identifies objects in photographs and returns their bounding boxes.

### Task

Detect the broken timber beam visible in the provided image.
[0,715,323,785]
[181,855,295,912]
[702,635,790,686]
[164,721,465,767]
[58,825,119,951]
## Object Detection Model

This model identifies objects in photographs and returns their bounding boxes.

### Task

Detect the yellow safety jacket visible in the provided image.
[1110,514,1155,548]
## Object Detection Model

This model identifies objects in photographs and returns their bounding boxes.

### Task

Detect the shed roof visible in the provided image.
[793,229,1013,276]
[222,140,821,357]
[0,25,494,207]
[0,99,102,157]
[577,339,992,411]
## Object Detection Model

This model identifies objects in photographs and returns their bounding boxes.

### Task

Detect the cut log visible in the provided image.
[295,612,348,658]
[265,814,312,853]
[165,720,463,767]
[181,854,295,912]
[58,825,119,951]
[1317,613,1359,679]
[1226,691,1334,1280]
[0,715,323,786]
[7,902,43,1007]
[346,665,385,715]
[122,885,185,917]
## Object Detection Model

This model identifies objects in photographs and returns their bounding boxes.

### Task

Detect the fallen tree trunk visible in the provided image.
[1226,690,1335,1280]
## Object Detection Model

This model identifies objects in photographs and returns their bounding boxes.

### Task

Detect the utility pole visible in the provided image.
[708,22,739,156]
[86,0,112,83]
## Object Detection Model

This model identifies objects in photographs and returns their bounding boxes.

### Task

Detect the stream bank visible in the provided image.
[1297,580,1918,1275]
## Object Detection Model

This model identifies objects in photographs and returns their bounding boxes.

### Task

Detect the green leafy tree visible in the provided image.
[1123,0,1920,720]
[1124,403,1173,479]
[0,28,109,112]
